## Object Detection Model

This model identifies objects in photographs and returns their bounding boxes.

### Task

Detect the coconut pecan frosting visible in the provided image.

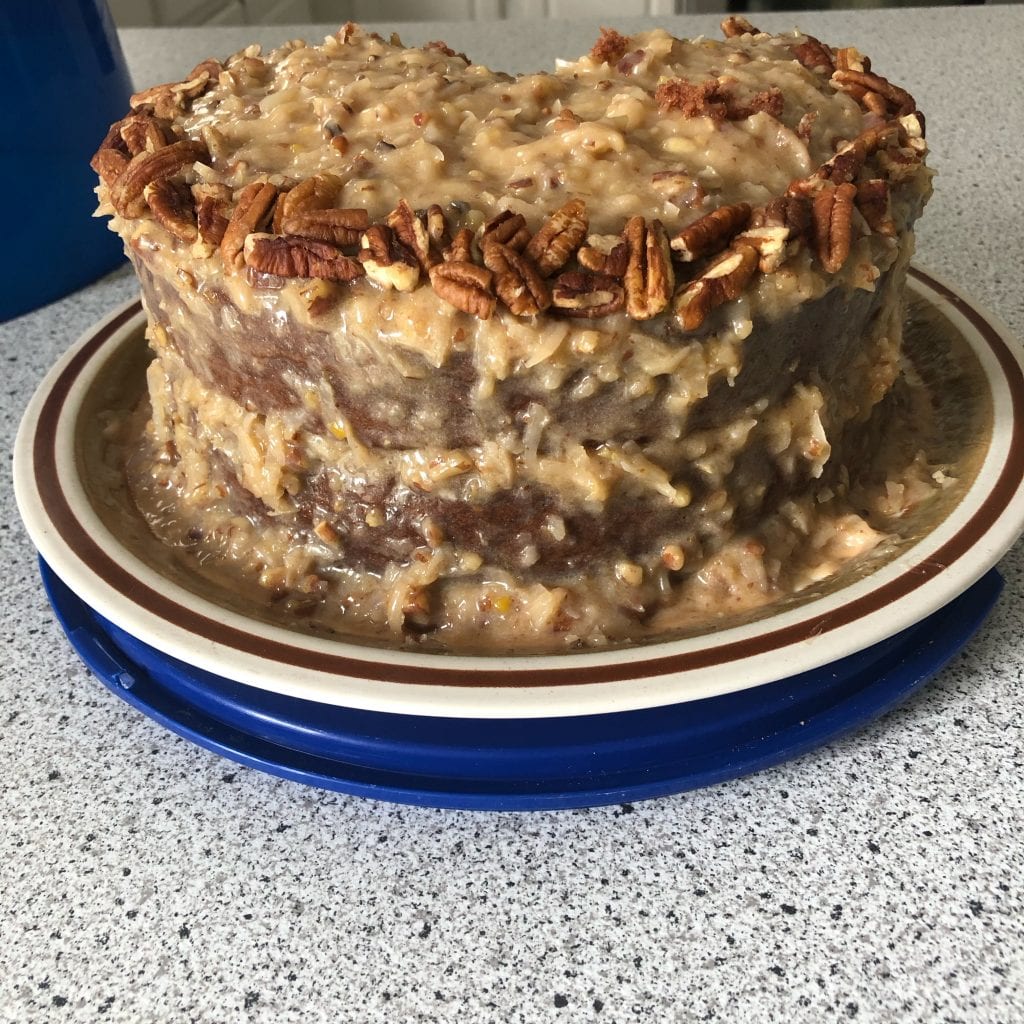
[92,19,929,334]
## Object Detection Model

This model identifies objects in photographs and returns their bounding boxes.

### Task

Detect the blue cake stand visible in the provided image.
[41,559,1002,811]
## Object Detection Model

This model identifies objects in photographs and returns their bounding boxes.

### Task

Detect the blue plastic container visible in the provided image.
[3,0,131,321]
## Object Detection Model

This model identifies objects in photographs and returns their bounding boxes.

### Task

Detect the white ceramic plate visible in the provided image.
[14,267,1024,719]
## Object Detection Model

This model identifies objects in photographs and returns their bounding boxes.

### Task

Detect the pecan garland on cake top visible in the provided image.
[92,19,929,334]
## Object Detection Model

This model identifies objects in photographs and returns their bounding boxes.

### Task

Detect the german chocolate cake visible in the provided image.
[92,19,933,651]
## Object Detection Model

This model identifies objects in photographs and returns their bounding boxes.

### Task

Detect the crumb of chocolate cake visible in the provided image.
[590,27,631,66]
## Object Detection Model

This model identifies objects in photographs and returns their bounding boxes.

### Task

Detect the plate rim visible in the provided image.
[13,267,1024,719]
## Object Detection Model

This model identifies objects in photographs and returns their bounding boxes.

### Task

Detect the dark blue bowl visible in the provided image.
[2,1,132,321]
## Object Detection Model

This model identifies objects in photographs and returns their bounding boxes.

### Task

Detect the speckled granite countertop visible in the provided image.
[3,8,1023,1023]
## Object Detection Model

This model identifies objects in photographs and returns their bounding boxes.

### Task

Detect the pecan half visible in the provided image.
[429,262,496,319]
[524,198,588,277]
[671,203,751,262]
[623,217,673,320]
[444,228,475,264]
[813,182,858,274]
[482,241,551,316]
[220,181,278,269]
[111,139,208,219]
[273,173,342,233]
[244,233,365,282]
[283,208,369,247]
[551,271,625,318]
[855,179,896,237]
[387,199,440,270]
[832,69,916,116]
[481,210,530,252]
[143,178,197,242]
[674,243,758,331]
[721,15,758,37]
[359,224,420,291]
[793,36,835,75]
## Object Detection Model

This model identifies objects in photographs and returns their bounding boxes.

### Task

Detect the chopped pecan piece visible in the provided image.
[796,111,817,143]
[861,91,889,117]
[875,147,922,183]
[482,242,552,317]
[855,179,896,237]
[551,107,583,133]
[359,225,420,291]
[387,199,440,270]
[577,239,629,277]
[671,203,751,262]
[130,67,217,120]
[424,39,470,63]
[244,233,365,282]
[524,198,588,277]
[444,228,475,264]
[835,47,870,73]
[899,110,926,141]
[426,205,452,251]
[143,178,197,242]
[481,210,530,252]
[623,217,673,320]
[118,112,171,156]
[188,58,223,82]
[754,194,813,244]
[616,50,646,76]
[551,271,625,318]
[590,27,630,66]
[651,171,706,210]
[721,16,758,37]
[674,243,759,331]
[111,139,208,219]
[192,183,231,254]
[736,224,791,273]
[793,36,835,75]
[832,69,916,116]
[814,122,897,186]
[429,262,496,320]
[220,181,278,269]
[812,182,858,274]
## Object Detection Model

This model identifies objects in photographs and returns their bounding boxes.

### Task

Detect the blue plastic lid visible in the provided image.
[42,559,1002,810]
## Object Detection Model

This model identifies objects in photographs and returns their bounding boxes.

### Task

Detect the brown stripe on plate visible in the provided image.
[32,270,1024,688]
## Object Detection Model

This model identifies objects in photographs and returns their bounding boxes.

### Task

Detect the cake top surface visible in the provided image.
[174,24,862,230]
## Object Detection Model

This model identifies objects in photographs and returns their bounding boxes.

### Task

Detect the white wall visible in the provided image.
[106,0,704,27]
